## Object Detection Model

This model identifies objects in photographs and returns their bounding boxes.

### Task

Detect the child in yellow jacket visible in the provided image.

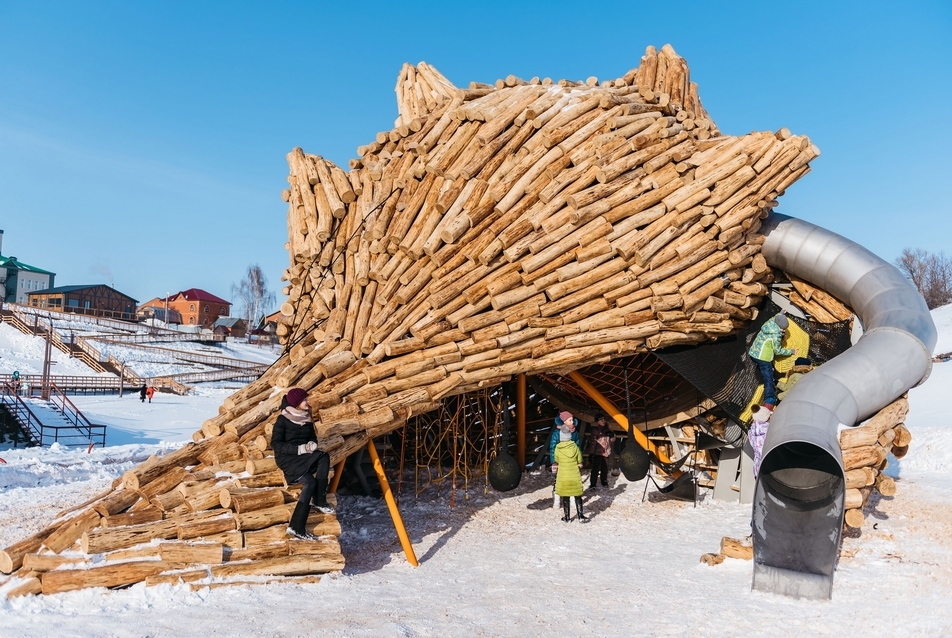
[552,425,587,522]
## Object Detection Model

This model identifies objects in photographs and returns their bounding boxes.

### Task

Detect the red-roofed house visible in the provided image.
[161,289,231,327]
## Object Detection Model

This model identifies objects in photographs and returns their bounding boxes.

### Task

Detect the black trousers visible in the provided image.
[590,454,609,487]
[295,450,330,505]
[289,451,330,532]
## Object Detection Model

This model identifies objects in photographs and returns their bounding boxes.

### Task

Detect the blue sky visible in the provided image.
[1,1,950,309]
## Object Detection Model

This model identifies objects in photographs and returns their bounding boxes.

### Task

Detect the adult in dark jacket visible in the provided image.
[271,387,333,541]
[139,384,147,403]
[586,414,614,490]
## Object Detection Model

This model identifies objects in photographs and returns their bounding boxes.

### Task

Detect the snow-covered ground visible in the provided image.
[1,313,952,636]
[0,323,111,378]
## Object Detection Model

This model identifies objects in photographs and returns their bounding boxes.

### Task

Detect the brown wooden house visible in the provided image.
[27,284,139,321]
[212,316,248,338]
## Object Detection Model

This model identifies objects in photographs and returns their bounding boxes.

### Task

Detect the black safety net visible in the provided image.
[652,298,853,430]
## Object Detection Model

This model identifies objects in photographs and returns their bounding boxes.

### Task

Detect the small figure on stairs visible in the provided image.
[552,414,587,523]
[271,387,334,541]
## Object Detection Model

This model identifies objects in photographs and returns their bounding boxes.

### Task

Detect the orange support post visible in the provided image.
[328,460,345,494]
[366,439,418,567]
[516,373,527,468]
[568,370,674,465]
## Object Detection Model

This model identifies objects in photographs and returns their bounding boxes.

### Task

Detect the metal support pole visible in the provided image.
[568,370,673,464]
[516,373,526,469]
[366,439,418,567]
[328,460,345,494]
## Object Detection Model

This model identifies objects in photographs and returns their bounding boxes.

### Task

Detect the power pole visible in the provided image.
[41,323,53,400]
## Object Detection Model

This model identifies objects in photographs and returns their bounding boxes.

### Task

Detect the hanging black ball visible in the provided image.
[618,444,650,482]
[488,452,521,492]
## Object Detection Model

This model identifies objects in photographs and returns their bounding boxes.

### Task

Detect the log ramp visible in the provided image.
[2,43,826,596]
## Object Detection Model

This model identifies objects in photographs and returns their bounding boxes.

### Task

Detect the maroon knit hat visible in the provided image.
[285,387,308,408]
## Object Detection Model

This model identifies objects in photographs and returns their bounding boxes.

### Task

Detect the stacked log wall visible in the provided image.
[838,396,911,529]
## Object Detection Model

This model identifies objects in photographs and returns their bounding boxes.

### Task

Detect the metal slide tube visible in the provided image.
[752,213,936,599]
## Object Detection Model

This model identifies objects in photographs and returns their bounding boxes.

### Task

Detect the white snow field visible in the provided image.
[1,312,951,637]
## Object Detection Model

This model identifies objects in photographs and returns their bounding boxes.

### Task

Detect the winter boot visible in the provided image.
[575,496,588,522]
[287,499,312,538]
[553,486,559,509]
[311,479,334,514]
[561,496,572,522]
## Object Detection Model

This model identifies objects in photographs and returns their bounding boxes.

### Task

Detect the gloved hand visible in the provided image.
[298,441,318,455]
[551,464,559,474]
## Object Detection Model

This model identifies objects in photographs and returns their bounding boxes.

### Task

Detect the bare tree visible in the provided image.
[232,264,275,334]
[895,248,952,309]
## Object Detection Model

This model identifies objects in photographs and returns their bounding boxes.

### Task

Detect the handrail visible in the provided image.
[46,383,102,439]
[156,367,262,385]
[0,374,122,391]
[151,377,193,395]
[98,332,226,344]
[19,304,136,322]
[95,339,266,371]
[0,382,43,445]
[104,355,144,385]
[0,382,107,447]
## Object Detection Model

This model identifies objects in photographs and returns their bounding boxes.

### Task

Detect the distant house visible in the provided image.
[264,310,282,331]
[137,297,183,324]
[26,284,138,321]
[249,310,282,344]
[212,316,247,338]
[162,289,231,328]
[0,230,56,304]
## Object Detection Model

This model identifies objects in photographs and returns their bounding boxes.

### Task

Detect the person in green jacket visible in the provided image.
[552,424,587,522]
[748,313,796,407]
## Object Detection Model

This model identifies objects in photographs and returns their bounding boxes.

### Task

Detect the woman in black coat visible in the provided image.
[271,387,333,540]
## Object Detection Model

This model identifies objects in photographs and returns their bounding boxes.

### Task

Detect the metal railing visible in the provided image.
[10,304,142,332]
[0,382,106,448]
[0,382,42,446]
[100,331,226,344]
[0,374,122,393]
[44,383,108,446]
[156,367,262,385]
[96,339,267,371]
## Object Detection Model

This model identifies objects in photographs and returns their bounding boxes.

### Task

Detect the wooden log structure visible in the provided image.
[2,43,833,595]
[837,396,911,529]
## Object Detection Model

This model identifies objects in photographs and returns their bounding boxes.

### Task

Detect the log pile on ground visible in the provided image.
[1,437,343,597]
[1,43,823,595]
[839,396,911,529]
